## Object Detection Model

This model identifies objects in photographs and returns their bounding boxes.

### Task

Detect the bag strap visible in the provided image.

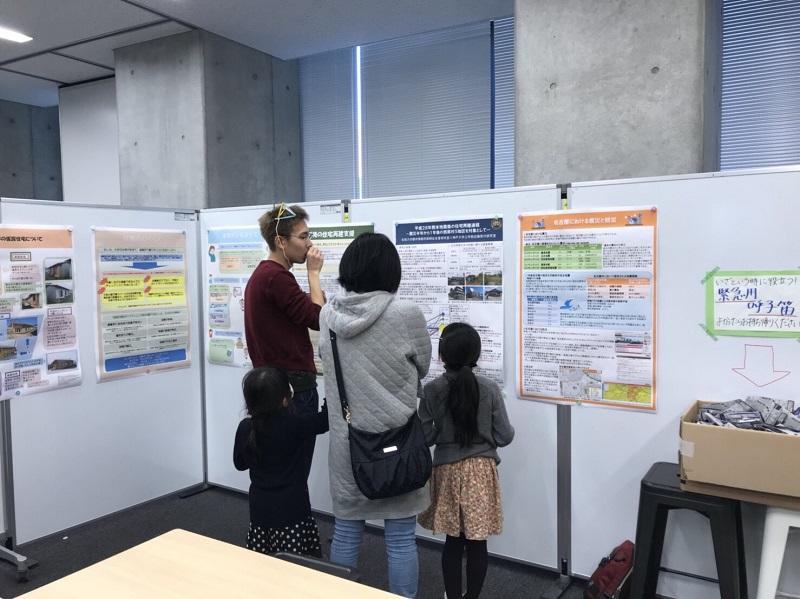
[328,329,351,423]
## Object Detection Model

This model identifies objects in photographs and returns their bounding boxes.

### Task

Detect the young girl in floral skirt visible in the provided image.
[418,323,515,599]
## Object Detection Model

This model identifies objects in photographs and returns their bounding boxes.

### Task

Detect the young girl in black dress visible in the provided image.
[234,366,328,555]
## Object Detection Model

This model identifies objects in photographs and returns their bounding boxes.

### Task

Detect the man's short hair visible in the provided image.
[259,204,309,251]
[338,233,402,293]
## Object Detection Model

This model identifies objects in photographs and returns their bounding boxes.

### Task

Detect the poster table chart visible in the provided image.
[18,529,396,598]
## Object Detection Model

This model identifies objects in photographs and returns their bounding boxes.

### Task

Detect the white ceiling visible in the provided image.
[0,0,511,107]
[134,0,513,59]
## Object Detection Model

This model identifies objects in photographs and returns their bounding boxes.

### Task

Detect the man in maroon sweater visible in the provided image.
[244,203,325,477]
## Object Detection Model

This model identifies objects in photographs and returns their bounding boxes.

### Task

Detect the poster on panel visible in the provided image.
[518,208,657,410]
[206,223,374,371]
[93,228,191,380]
[0,226,81,399]
[206,227,265,368]
[293,223,375,373]
[705,270,800,338]
[395,216,505,385]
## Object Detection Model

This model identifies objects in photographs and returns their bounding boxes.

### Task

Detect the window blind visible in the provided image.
[360,22,492,198]
[492,17,515,188]
[299,49,356,201]
[720,0,800,169]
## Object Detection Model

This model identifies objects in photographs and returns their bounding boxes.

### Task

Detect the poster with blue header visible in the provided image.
[93,228,191,381]
[395,216,505,384]
[205,223,375,371]
[205,227,266,368]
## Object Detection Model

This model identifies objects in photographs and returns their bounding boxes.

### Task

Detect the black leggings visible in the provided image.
[442,534,488,599]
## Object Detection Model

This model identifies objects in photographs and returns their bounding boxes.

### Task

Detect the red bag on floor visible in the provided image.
[584,540,634,599]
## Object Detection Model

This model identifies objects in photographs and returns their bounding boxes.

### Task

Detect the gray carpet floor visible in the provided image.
[0,486,587,598]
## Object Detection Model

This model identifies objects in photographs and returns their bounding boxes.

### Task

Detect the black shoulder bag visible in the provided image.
[328,329,432,500]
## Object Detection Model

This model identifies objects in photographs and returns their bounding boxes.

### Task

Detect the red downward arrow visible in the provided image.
[732,344,790,387]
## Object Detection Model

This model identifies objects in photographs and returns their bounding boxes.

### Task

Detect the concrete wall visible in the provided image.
[59,79,121,205]
[0,100,34,198]
[0,99,62,201]
[202,32,274,208]
[514,0,706,186]
[115,31,207,209]
[31,106,63,201]
[115,31,302,210]
[271,56,303,204]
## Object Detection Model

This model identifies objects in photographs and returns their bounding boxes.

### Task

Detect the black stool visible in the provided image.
[630,462,747,599]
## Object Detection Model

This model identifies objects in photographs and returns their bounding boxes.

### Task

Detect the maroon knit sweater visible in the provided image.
[244,260,321,373]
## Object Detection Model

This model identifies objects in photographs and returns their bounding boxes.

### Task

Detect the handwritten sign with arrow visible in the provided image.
[732,344,790,387]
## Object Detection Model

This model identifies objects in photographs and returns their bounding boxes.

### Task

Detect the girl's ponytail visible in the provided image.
[439,323,482,448]
[448,364,479,447]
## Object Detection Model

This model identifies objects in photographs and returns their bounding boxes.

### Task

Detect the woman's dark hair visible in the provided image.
[241,366,291,461]
[338,232,402,293]
[439,323,481,447]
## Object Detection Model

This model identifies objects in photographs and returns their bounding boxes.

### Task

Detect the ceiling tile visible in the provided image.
[128,0,513,59]
[0,0,513,106]
[0,69,58,106]
[58,21,191,69]
[0,0,162,63]
[7,54,112,85]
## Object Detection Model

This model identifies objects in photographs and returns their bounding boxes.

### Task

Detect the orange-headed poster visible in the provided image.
[0,226,81,400]
[518,208,657,410]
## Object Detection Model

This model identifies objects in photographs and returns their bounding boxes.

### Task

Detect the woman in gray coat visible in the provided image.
[318,233,432,598]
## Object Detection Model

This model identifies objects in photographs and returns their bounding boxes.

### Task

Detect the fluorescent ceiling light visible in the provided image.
[0,26,33,43]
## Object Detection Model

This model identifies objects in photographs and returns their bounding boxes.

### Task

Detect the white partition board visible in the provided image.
[200,202,343,515]
[201,187,561,569]
[569,168,800,598]
[0,199,204,544]
[350,186,560,568]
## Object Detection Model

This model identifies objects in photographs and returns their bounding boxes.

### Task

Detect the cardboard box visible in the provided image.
[679,401,800,509]
[680,479,800,510]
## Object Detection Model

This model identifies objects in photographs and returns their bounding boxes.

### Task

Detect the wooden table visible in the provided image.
[19,529,397,598]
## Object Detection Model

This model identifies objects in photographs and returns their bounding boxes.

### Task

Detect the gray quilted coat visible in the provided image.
[318,290,432,520]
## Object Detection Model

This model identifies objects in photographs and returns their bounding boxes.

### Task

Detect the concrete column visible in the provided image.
[0,99,61,201]
[58,79,122,205]
[270,57,303,205]
[31,106,63,201]
[115,31,206,209]
[515,0,707,186]
[115,31,302,209]
[0,100,34,198]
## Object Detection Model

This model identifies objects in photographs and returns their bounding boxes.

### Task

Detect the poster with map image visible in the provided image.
[518,208,657,410]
